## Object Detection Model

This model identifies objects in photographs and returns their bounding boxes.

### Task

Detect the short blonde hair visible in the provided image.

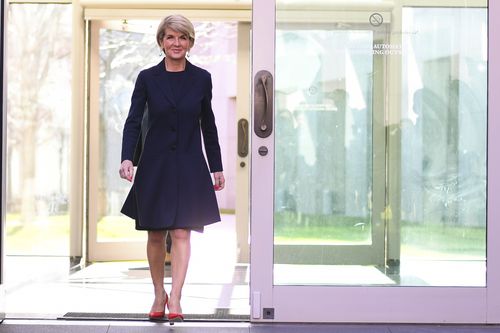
[156,15,195,49]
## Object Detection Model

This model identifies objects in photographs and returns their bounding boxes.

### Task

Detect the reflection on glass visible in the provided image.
[97,27,157,242]
[274,30,374,247]
[6,4,72,255]
[400,8,487,261]
[274,3,487,287]
[97,22,237,241]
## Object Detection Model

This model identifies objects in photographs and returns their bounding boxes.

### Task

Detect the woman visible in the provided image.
[119,15,225,322]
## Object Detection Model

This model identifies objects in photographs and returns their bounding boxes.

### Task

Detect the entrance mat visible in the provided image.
[60,311,250,322]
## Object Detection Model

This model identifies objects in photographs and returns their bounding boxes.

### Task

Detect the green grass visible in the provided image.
[275,212,371,244]
[401,222,485,257]
[96,216,145,241]
[6,214,70,255]
[274,211,486,258]
[6,212,486,259]
[5,214,144,254]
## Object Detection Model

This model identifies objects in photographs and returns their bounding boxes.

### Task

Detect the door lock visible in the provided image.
[258,146,268,156]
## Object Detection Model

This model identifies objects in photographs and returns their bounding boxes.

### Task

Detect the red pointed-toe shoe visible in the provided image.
[167,312,184,323]
[148,294,168,321]
[167,297,184,323]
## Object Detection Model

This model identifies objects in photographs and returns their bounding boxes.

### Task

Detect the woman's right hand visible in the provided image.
[119,160,134,182]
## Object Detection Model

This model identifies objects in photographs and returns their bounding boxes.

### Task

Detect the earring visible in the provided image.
[159,49,164,57]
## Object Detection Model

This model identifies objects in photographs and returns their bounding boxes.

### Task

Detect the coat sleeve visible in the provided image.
[121,71,147,163]
[200,73,223,173]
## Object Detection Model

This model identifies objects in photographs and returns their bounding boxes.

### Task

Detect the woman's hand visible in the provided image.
[213,171,225,191]
[119,160,134,182]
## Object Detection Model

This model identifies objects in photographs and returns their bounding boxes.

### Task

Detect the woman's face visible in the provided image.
[162,28,191,60]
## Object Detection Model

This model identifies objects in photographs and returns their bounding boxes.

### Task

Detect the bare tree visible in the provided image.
[7,4,71,223]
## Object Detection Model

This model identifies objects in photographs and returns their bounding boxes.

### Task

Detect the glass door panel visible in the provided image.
[88,19,242,261]
[86,14,251,319]
[250,0,497,323]
[274,3,487,286]
[274,27,385,272]
[272,1,487,288]
[5,3,72,256]
[400,7,487,265]
[95,21,158,244]
[88,20,154,260]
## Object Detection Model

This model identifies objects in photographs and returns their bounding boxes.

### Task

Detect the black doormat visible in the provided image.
[60,311,250,322]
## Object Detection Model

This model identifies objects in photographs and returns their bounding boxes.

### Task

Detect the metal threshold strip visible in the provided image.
[60,312,250,322]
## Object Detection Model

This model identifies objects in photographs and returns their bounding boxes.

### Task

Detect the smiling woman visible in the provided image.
[117,14,226,322]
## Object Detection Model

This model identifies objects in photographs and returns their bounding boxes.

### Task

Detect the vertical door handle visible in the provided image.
[238,118,249,157]
[254,70,273,138]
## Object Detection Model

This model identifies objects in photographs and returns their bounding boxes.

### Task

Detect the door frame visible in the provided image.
[250,0,500,323]
[0,0,6,322]
[87,19,145,261]
[86,14,252,262]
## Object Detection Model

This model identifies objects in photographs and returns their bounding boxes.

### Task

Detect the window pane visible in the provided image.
[97,26,156,242]
[273,3,487,287]
[6,4,72,255]
[400,8,487,262]
[274,29,374,247]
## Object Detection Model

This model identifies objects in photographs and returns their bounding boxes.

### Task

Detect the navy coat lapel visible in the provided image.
[152,60,175,106]
[179,61,195,105]
[151,59,195,107]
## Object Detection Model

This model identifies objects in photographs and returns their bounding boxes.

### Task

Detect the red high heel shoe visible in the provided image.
[148,294,168,320]
[167,297,184,323]
[167,312,184,323]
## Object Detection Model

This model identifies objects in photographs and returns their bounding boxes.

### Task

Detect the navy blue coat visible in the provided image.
[121,60,223,230]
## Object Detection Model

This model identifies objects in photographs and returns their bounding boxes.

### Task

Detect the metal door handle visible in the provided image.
[254,70,273,138]
[260,75,269,132]
[238,118,248,157]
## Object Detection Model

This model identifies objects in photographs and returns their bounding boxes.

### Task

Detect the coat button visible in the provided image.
[172,108,176,113]
[171,126,176,132]
[171,145,176,151]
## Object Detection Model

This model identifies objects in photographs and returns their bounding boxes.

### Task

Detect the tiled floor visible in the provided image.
[4,217,249,319]
[2,214,491,330]
[2,321,500,333]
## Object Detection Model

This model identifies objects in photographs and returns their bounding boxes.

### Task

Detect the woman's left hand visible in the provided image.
[213,172,225,191]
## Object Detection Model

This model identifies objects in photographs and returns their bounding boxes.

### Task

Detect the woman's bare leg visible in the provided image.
[147,230,168,312]
[169,228,191,314]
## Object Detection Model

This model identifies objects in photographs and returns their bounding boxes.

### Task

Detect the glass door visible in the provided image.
[250,0,500,323]
[273,21,388,268]
[88,20,154,260]
[88,18,251,262]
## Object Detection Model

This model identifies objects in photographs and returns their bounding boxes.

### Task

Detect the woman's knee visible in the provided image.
[170,229,191,241]
[148,230,167,244]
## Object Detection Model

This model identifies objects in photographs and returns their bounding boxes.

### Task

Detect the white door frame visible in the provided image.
[250,0,500,323]
[0,0,7,322]
[87,20,146,261]
[87,15,252,262]
[486,0,500,321]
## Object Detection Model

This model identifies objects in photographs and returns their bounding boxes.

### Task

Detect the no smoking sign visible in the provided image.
[369,13,384,27]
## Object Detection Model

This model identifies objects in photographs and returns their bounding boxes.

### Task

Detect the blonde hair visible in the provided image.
[156,15,195,49]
